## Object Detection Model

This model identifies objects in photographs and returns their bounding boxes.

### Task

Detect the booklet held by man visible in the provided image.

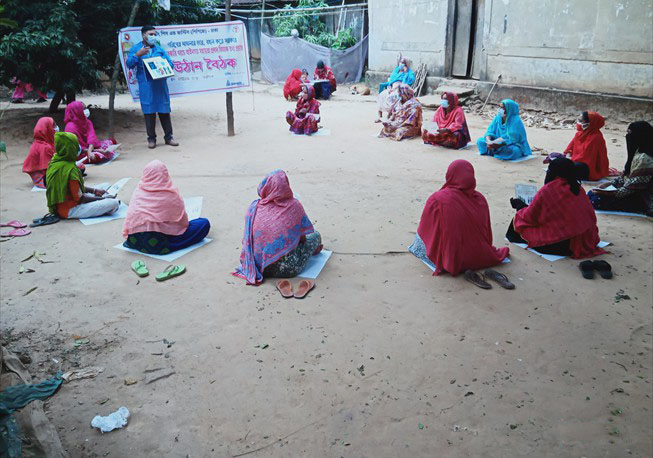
[143,56,175,80]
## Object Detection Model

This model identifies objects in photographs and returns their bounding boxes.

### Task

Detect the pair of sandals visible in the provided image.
[464,269,515,290]
[579,260,613,279]
[276,279,315,299]
[1,220,31,237]
[30,213,60,228]
[131,260,186,282]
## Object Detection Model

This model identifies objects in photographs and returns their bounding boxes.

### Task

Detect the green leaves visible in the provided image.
[271,0,358,50]
[0,0,221,96]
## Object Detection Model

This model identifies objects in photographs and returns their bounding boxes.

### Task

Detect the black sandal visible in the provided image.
[484,269,515,289]
[579,261,594,279]
[30,213,60,227]
[464,270,492,289]
[592,260,613,279]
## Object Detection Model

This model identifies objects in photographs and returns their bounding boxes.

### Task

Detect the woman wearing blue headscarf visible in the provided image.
[379,57,416,93]
[477,99,532,161]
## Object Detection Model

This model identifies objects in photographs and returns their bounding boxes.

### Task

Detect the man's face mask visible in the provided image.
[146,35,157,46]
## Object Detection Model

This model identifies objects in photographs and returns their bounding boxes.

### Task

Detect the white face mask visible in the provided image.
[54,125,60,132]
[440,99,449,108]
[146,35,157,46]
[83,108,90,118]
[498,108,506,118]
[77,145,83,157]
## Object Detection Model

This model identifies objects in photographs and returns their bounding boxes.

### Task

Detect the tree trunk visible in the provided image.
[108,0,141,137]
[225,0,235,136]
[48,91,64,113]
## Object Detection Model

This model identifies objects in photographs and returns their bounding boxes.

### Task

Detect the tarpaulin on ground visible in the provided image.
[261,33,368,84]
[118,21,252,102]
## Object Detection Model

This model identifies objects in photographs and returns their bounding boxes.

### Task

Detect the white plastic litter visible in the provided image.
[91,407,130,433]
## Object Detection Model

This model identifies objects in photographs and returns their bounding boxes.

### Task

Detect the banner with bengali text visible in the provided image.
[118,21,251,102]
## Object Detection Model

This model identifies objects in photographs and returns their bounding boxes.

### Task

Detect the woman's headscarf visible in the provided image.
[564,111,609,181]
[303,85,315,101]
[483,99,532,157]
[432,92,471,142]
[283,69,303,99]
[544,157,581,195]
[417,160,509,276]
[123,160,189,237]
[624,121,653,175]
[64,101,100,149]
[233,170,314,285]
[46,132,85,214]
[23,117,55,173]
[397,84,414,102]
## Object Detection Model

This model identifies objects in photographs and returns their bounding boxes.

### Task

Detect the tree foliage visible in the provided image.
[0,2,99,98]
[0,0,221,104]
[272,0,358,50]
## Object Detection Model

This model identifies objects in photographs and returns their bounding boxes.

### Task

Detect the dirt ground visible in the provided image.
[1,82,651,458]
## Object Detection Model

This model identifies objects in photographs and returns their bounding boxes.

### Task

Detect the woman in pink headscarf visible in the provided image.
[409,160,509,276]
[123,160,210,254]
[64,101,117,164]
[23,117,57,188]
[234,170,322,285]
[422,92,471,149]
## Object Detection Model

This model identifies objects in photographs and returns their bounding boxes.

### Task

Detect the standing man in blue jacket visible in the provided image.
[127,25,179,149]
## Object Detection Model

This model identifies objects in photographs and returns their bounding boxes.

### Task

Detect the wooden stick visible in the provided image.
[479,73,502,114]
[225,0,235,136]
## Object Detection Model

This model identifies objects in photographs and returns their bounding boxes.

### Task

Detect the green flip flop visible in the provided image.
[155,264,186,282]
[131,260,149,277]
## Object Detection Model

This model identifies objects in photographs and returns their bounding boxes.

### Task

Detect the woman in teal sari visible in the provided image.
[477,99,532,161]
[379,57,416,93]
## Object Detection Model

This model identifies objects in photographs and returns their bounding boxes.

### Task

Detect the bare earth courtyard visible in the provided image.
[1,83,651,457]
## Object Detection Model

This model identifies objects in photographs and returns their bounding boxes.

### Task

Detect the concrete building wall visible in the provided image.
[368,0,449,75]
[368,0,653,98]
[485,0,653,97]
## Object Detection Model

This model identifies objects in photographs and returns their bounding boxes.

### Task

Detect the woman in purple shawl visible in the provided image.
[234,170,322,285]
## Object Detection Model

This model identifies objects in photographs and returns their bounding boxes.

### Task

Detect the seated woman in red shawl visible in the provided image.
[64,101,116,165]
[286,85,321,135]
[283,69,303,100]
[22,117,57,188]
[409,160,509,276]
[422,92,471,149]
[506,158,606,258]
[565,111,609,181]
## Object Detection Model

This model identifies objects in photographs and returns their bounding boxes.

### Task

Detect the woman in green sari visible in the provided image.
[46,132,119,219]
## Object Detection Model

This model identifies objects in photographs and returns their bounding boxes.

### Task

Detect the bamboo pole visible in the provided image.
[225,0,235,136]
